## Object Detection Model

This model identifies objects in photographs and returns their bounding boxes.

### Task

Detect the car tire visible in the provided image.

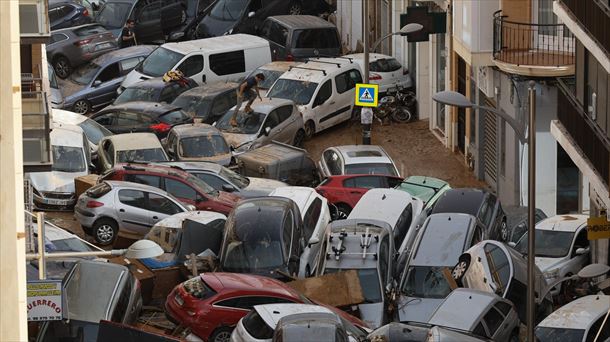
[92,218,118,246]
[304,120,315,139]
[73,99,91,114]
[293,129,305,148]
[336,203,351,219]
[210,326,233,342]
[53,55,72,79]
[452,255,471,285]
[289,1,303,15]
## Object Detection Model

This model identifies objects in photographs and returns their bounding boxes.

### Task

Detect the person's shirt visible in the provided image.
[241,76,257,92]
[120,27,135,48]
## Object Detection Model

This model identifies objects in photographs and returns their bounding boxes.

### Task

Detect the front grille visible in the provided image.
[42,192,74,199]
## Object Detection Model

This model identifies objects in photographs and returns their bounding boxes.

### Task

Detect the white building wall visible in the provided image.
[337,0,363,52]
[453,0,499,53]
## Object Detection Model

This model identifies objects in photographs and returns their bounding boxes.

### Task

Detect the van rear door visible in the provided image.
[134,1,165,43]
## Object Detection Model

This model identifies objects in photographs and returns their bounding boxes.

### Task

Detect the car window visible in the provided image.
[323,150,341,175]
[165,178,197,201]
[482,307,504,337]
[49,6,64,22]
[195,173,226,191]
[118,189,147,209]
[137,2,162,22]
[303,198,322,241]
[211,91,237,117]
[94,113,116,126]
[484,243,510,295]
[379,234,389,283]
[394,204,413,248]
[95,63,121,83]
[573,228,589,253]
[110,279,132,322]
[335,70,360,94]
[276,105,293,123]
[387,177,402,187]
[291,28,340,49]
[120,57,142,74]
[50,33,68,44]
[117,112,141,126]
[586,315,610,342]
[160,85,180,103]
[314,80,332,108]
[283,211,294,255]
[209,50,245,76]
[478,195,493,227]
[215,296,294,310]
[351,176,384,189]
[159,110,189,124]
[148,192,182,215]
[495,301,512,316]
[263,111,280,131]
[369,58,402,72]
[473,322,487,337]
[125,174,162,188]
[177,55,204,77]
[267,21,288,47]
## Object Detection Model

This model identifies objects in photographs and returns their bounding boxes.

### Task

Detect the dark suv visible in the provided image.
[100,163,240,215]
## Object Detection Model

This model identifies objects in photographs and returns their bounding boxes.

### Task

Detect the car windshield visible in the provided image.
[325,268,382,303]
[515,230,575,258]
[276,321,343,341]
[46,237,93,252]
[345,163,398,176]
[179,135,230,158]
[137,47,185,77]
[402,266,453,299]
[186,173,218,196]
[71,62,102,85]
[96,2,131,29]
[221,239,285,273]
[219,167,249,189]
[114,87,157,104]
[48,64,59,89]
[396,181,439,204]
[369,58,402,73]
[116,148,167,163]
[216,111,265,134]
[247,68,285,89]
[267,79,318,105]
[535,327,585,342]
[173,95,212,117]
[78,118,112,145]
[52,146,86,172]
[208,0,248,21]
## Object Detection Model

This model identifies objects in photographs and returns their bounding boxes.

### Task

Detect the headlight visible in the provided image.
[544,269,560,280]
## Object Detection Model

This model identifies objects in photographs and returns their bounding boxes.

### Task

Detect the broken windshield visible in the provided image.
[402,266,452,299]
[216,111,266,135]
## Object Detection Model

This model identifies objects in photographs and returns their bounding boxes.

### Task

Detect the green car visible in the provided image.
[395,176,451,211]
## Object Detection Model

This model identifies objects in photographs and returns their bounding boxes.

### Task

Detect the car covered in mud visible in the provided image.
[163,123,232,166]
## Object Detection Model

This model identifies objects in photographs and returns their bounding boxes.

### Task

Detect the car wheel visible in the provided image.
[304,120,315,139]
[92,218,118,246]
[73,99,91,114]
[53,56,72,79]
[452,255,470,284]
[500,220,509,241]
[336,204,351,218]
[293,129,305,148]
[289,1,303,15]
[210,327,233,342]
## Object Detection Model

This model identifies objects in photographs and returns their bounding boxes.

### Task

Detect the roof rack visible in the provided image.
[288,66,327,76]
[305,59,341,68]
[327,227,379,261]
[334,56,354,63]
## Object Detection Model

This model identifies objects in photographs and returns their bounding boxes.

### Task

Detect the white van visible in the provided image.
[267,57,363,138]
[120,34,271,90]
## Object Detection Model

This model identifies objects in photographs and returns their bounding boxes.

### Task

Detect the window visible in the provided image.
[148,192,182,215]
[266,21,288,47]
[313,80,332,107]
[215,296,294,310]
[323,150,341,175]
[586,315,610,342]
[263,111,280,131]
[117,112,141,126]
[302,198,322,241]
[209,50,245,76]
[211,91,237,117]
[495,301,512,316]
[50,33,68,44]
[394,204,413,248]
[292,29,340,49]
[125,174,162,188]
[95,63,121,83]
[482,307,504,337]
[160,85,180,103]
[473,323,487,337]
[369,58,402,73]
[165,178,197,201]
[120,57,142,74]
[283,211,294,254]
[572,229,589,257]
[118,189,147,209]
[160,110,189,124]
[94,113,116,126]
[344,176,383,189]
[484,243,510,295]
[276,105,293,122]
[111,280,132,322]
[177,55,204,77]
[335,70,360,94]
[379,235,389,283]
[195,173,226,191]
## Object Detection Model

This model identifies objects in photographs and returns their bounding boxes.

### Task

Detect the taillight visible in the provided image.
[286,54,294,61]
[86,200,104,208]
[74,38,92,46]
[403,68,409,75]
[150,123,171,133]
[369,73,382,80]
[83,9,89,16]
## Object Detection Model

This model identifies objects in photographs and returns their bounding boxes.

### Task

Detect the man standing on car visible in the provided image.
[120,19,137,48]
[229,73,265,127]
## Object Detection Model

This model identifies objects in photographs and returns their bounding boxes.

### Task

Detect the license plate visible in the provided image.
[94,42,113,51]
[45,198,69,205]
[174,293,184,306]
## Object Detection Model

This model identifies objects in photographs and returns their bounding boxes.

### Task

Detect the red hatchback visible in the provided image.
[100,163,239,215]
[315,174,403,216]
[165,273,367,342]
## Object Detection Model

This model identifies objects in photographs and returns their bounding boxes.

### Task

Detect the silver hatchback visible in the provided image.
[75,180,192,245]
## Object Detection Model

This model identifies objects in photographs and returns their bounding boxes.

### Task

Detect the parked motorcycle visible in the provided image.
[375,86,417,124]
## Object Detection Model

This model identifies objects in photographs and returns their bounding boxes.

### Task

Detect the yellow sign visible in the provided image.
[355,83,379,107]
[587,216,610,240]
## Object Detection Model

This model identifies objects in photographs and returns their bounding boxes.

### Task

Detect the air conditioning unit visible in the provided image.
[477,66,495,98]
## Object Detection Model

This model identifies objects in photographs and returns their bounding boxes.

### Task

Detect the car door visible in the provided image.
[133,0,164,44]
[92,112,120,132]
[89,62,123,107]
[269,105,294,144]
[331,69,362,125]
[343,176,384,207]
[259,110,281,146]
[163,177,200,208]
[146,191,184,226]
[115,111,143,133]
[160,0,185,32]
[116,188,154,235]
[311,79,333,130]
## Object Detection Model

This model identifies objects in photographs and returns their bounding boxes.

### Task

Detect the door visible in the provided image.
[116,189,154,235]
[311,79,333,130]
[270,105,296,143]
[343,176,385,207]
[89,62,123,107]
[146,191,184,226]
[260,110,281,146]
[262,20,288,60]
[160,0,185,33]
[133,0,164,44]
[330,69,361,127]
[457,56,467,153]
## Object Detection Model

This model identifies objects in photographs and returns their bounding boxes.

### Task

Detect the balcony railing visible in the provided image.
[493,11,575,71]
[21,74,52,170]
[559,0,610,56]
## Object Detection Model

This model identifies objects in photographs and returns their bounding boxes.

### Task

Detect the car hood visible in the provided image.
[27,171,86,193]
[198,15,237,37]
[179,153,232,167]
[535,257,566,273]
[62,79,87,98]
[396,296,444,324]
[222,133,257,149]
[358,302,384,329]
[240,177,287,197]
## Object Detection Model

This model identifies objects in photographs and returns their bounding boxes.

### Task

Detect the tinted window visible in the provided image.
[292,29,340,49]
[314,80,332,107]
[276,105,293,122]
[148,192,182,215]
[483,307,504,336]
[283,211,294,254]
[120,57,142,74]
[263,111,280,130]
[323,150,342,175]
[495,301,512,316]
[159,110,189,124]
[110,279,131,322]
[159,85,181,103]
[266,21,288,46]
[210,91,237,117]
[177,55,204,77]
[350,176,384,189]
[94,113,116,126]
[369,58,402,72]
[394,204,413,248]
[195,173,226,191]
[74,25,108,37]
[243,310,274,340]
[118,189,147,209]
[165,178,197,201]
[96,63,121,83]
[209,50,245,76]
[117,112,141,126]
[335,69,360,94]
[215,296,293,309]
[473,323,487,337]
[303,198,322,241]
[379,235,389,283]
[51,33,68,44]
[125,174,162,188]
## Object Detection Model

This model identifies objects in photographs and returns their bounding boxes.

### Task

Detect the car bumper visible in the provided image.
[33,193,76,209]
[74,206,96,229]
[165,297,209,338]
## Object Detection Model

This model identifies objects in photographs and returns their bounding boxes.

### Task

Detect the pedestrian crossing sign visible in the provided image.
[355,83,379,107]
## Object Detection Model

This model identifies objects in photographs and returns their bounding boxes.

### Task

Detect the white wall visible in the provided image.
[337,0,363,52]
[453,0,499,53]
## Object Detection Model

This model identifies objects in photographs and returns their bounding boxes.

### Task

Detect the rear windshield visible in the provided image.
[160,110,190,125]
[369,58,402,73]
[114,87,157,104]
[345,163,397,177]
[243,310,274,340]
[74,25,108,36]
[292,29,340,49]
[179,135,230,158]
[137,47,185,77]
[116,148,167,163]
[182,276,217,300]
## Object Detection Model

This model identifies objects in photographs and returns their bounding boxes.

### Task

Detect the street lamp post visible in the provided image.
[433,83,537,339]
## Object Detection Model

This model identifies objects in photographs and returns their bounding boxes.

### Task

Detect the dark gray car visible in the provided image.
[171,82,238,124]
[114,76,198,105]
[47,24,118,79]
[63,45,156,114]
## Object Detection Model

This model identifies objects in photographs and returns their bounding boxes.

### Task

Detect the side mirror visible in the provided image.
[264,126,271,136]
[308,237,320,247]
[230,145,235,152]
[508,242,517,248]
[222,184,236,192]
[93,80,102,87]
[575,247,590,255]
[185,204,196,211]
[248,11,255,18]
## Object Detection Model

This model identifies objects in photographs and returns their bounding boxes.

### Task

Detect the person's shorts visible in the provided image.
[242,88,256,101]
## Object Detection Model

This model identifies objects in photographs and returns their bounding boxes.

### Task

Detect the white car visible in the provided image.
[344,53,413,94]
[535,295,610,342]
[513,214,590,295]
[269,186,331,278]
[318,145,400,178]
[52,108,113,158]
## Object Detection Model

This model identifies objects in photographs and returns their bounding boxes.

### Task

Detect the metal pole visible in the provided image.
[526,80,537,342]
[26,250,119,260]
[362,0,371,145]
[36,212,46,280]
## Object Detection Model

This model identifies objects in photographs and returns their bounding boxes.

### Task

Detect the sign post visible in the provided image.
[27,280,63,322]
[355,83,379,145]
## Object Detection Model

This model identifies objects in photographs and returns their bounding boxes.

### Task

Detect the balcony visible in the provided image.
[492,11,575,77]
[557,0,610,57]
[21,74,52,172]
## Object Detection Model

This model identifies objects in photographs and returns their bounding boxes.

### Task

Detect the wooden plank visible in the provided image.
[287,270,364,307]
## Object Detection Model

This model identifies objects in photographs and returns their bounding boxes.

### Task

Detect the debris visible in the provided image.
[287,270,364,307]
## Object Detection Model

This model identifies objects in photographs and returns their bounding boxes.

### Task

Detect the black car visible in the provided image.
[91,101,194,138]
[430,188,507,242]
[49,0,94,30]
[219,197,305,280]
[114,77,198,105]
[171,82,238,123]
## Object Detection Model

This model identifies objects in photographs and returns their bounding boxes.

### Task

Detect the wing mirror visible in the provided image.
[93,80,102,87]
[263,126,271,136]
[508,242,517,248]
[307,237,320,248]
[222,184,236,192]
[185,204,196,211]
[575,247,590,255]
[248,11,255,18]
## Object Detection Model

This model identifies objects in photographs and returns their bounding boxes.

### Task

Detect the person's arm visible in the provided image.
[255,85,262,100]
[122,29,133,41]
[238,82,246,96]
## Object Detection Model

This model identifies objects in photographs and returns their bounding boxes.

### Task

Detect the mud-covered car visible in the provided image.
[163,123,232,166]
[171,82,239,124]
[235,141,320,187]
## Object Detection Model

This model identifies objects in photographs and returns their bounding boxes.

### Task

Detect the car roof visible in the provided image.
[51,124,85,148]
[535,214,588,232]
[254,304,334,329]
[278,58,361,83]
[203,273,301,298]
[330,145,393,165]
[104,133,162,150]
[537,295,610,329]
[52,109,87,125]
[170,123,221,137]
[104,180,172,193]
[158,161,223,174]
[431,188,487,216]
[162,34,269,54]
[152,211,226,229]
[243,97,294,114]
[257,61,299,72]
[268,15,337,29]
[348,189,421,226]
[325,219,392,269]
[269,187,324,218]
[92,45,156,66]
[411,213,476,266]
[428,288,498,330]
[176,82,239,98]
[101,101,182,117]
